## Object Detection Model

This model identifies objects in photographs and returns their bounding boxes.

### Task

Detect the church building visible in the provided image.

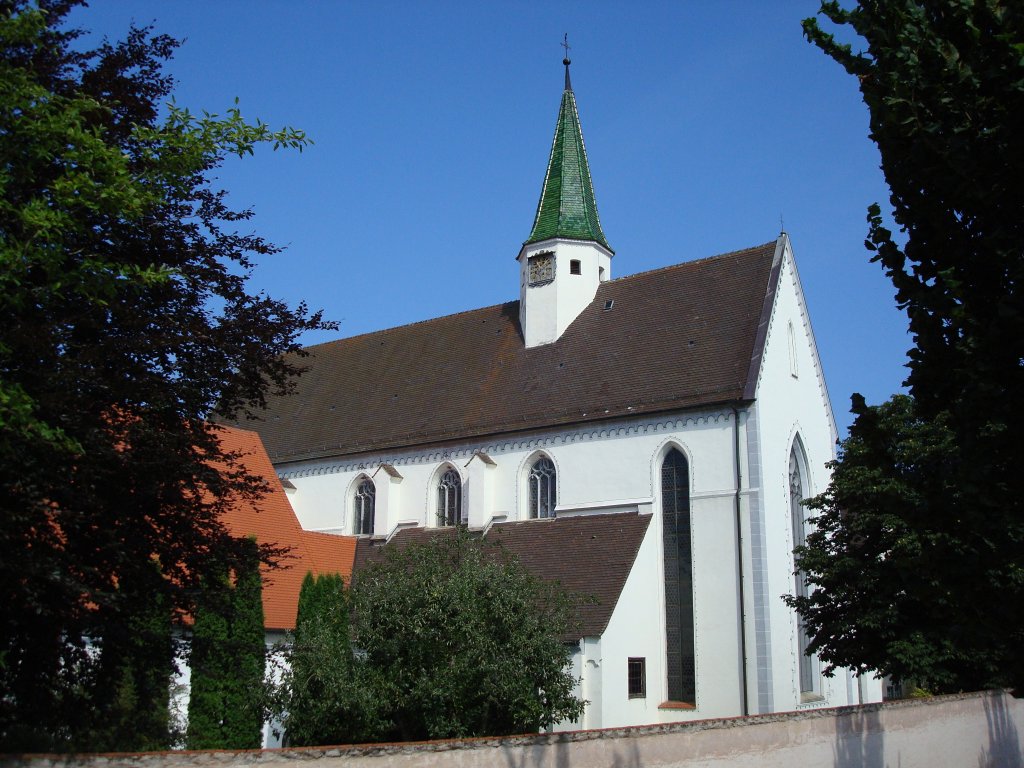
[242,55,883,732]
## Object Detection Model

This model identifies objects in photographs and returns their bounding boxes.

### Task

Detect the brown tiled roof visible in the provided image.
[353,512,651,638]
[244,241,779,464]
[214,425,357,630]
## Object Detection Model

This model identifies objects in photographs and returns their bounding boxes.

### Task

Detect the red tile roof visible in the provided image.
[240,242,779,464]
[214,425,356,630]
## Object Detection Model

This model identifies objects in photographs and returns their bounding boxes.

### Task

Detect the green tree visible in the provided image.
[349,531,585,742]
[227,537,267,748]
[89,561,176,752]
[0,1,328,750]
[789,1,1024,693]
[187,538,265,750]
[187,562,233,749]
[276,572,367,747]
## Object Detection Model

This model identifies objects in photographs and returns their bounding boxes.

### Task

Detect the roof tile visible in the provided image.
[215,425,356,630]
[353,512,651,637]
[241,242,777,464]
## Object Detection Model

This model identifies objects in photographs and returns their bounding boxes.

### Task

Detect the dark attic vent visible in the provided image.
[604,300,614,311]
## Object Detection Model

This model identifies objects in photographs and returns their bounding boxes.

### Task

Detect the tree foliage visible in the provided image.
[348,531,585,742]
[0,1,329,749]
[275,572,366,747]
[89,560,176,752]
[186,539,266,750]
[790,0,1024,693]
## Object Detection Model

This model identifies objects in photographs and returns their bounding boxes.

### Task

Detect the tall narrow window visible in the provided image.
[790,445,816,695]
[662,449,695,703]
[354,477,375,536]
[437,468,463,526]
[528,457,556,519]
[787,321,799,378]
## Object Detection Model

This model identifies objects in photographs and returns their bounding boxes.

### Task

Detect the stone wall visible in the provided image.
[7,689,1022,768]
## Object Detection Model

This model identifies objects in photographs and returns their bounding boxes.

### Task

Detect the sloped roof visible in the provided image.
[353,512,651,638]
[524,72,610,250]
[244,241,779,464]
[214,425,356,630]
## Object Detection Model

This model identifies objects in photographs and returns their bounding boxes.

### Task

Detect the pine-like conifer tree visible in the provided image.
[187,539,265,749]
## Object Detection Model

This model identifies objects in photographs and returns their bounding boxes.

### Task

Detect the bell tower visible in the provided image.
[517,43,613,348]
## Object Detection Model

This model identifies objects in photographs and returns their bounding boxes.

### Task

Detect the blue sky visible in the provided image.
[72,1,910,436]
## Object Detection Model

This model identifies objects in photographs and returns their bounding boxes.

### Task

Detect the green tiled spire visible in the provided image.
[524,60,611,251]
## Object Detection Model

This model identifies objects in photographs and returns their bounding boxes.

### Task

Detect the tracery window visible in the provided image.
[528,456,557,519]
[661,448,695,703]
[437,468,463,527]
[790,444,817,695]
[354,477,375,536]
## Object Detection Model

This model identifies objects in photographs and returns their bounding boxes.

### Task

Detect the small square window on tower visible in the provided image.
[570,259,581,275]
[627,657,646,699]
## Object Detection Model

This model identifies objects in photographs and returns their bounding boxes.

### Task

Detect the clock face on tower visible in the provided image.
[528,252,555,286]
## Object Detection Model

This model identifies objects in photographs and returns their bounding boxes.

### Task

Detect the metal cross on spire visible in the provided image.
[562,33,572,91]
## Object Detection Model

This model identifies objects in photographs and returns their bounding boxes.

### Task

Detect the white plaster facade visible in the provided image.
[270,234,882,731]
[517,237,613,348]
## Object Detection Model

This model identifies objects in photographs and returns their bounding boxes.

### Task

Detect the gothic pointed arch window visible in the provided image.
[661,448,695,704]
[528,456,556,519]
[437,466,463,527]
[353,476,375,536]
[790,440,818,697]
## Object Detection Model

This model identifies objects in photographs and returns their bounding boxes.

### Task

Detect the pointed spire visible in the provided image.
[524,42,611,251]
[562,33,572,91]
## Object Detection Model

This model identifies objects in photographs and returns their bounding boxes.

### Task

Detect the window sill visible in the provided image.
[658,701,696,711]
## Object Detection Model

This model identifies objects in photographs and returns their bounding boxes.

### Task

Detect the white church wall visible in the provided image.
[751,239,883,711]
[517,238,613,347]
[595,516,664,728]
[276,470,339,533]
[687,490,746,719]
[583,472,746,729]
[275,403,816,727]
[552,644,585,734]
[278,409,741,540]
[276,410,749,728]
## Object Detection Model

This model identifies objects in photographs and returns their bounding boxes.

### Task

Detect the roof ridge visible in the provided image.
[304,240,777,353]
[602,240,777,286]
[244,238,779,464]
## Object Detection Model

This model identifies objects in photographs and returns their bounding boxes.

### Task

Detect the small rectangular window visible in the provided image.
[627,657,646,698]
[570,259,581,275]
